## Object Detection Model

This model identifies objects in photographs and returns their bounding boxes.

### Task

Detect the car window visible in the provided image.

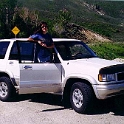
[18,42,34,62]
[9,41,60,63]
[69,43,93,59]
[55,45,68,60]
[55,41,97,60]
[9,41,34,63]
[0,42,10,59]
[9,42,19,60]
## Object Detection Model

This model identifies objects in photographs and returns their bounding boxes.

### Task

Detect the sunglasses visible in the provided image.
[41,26,47,28]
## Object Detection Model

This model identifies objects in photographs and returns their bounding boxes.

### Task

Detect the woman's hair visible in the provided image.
[34,21,48,34]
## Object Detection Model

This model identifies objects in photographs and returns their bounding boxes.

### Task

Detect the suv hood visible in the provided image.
[68,57,121,69]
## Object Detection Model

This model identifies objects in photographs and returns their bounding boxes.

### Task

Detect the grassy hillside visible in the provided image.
[17,0,124,42]
[89,42,124,60]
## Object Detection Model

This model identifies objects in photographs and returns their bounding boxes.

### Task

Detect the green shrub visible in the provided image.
[89,42,124,60]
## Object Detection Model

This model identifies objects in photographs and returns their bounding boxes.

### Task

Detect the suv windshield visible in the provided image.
[0,42,10,59]
[55,41,97,60]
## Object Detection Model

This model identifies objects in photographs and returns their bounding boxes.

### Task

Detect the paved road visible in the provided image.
[0,93,124,124]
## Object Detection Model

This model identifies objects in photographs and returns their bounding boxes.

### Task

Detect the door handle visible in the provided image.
[24,65,32,70]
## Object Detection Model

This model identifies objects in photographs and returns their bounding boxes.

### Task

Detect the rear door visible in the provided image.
[0,41,20,79]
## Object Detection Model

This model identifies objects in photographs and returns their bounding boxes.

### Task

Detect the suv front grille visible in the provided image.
[117,72,124,81]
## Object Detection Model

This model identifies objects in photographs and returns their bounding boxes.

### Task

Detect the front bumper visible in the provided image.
[93,81,124,99]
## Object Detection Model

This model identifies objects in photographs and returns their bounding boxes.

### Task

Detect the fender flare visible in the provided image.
[63,73,98,87]
[0,70,18,86]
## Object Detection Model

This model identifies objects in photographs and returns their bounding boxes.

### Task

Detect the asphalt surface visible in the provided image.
[0,93,124,124]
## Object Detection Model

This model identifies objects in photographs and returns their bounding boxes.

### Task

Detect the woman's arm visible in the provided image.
[28,37,45,46]
[38,41,54,48]
[28,37,38,42]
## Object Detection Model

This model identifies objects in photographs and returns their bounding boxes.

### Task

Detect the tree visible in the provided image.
[12,7,39,37]
[53,8,71,36]
[0,0,17,38]
[58,8,71,26]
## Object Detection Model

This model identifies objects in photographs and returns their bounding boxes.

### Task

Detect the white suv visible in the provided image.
[0,38,124,114]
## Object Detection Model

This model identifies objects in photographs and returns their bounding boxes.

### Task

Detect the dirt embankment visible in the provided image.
[63,23,111,43]
[82,29,111,42]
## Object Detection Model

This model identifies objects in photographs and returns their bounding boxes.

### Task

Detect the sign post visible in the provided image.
[11,26,20,38]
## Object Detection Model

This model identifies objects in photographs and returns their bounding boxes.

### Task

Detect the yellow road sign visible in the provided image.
[12,26,20,35]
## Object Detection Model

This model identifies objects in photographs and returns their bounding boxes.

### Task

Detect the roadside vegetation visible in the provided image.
[89,42,124,60]
[0,0,124,60]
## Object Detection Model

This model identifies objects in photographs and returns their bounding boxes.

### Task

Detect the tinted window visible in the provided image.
[9,42,19,60]
[18,42,34,62]
[9,41,34,63]
[55,41,97,60]
[0,42,10,59]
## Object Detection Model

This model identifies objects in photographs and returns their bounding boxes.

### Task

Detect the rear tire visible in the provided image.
[0,77,16,102]
[70,82,93,114]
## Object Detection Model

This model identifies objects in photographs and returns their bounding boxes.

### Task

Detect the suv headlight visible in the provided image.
[98,74,116,82]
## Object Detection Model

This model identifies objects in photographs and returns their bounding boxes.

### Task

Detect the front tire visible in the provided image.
[70,82,93,114]
[0,77,15,102]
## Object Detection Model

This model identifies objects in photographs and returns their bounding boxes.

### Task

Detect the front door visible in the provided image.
[20,63,62,94]
[9,41,62,94]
